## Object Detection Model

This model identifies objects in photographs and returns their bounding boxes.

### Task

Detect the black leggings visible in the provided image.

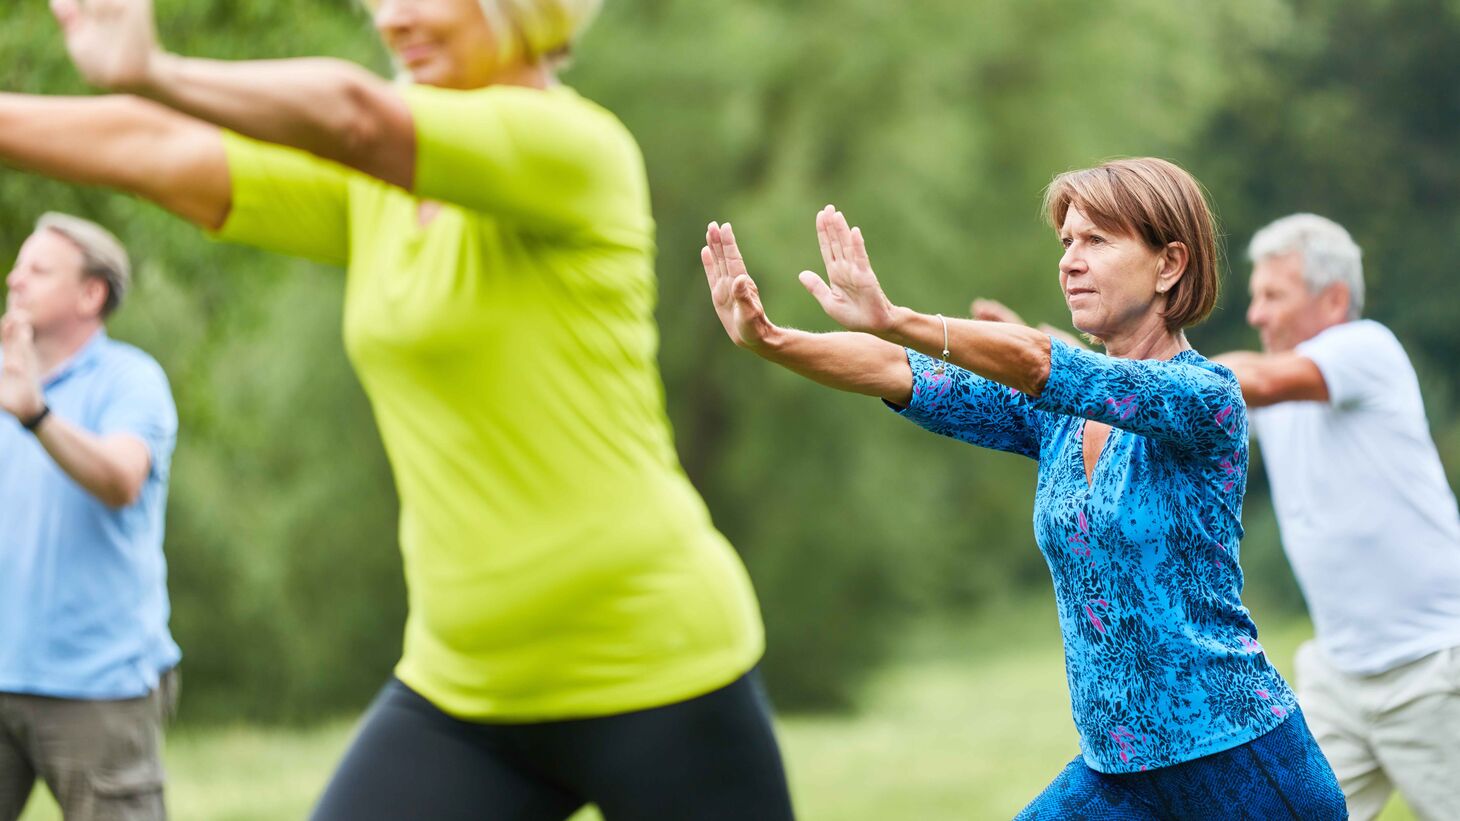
[311,671,795,821]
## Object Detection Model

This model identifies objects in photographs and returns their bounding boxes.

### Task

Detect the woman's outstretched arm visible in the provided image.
[797,206,1052,396]
[54,0,415,189]
[0,92,228,228]
[702,222,912,405]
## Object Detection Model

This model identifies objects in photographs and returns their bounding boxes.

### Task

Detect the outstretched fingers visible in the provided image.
[849,225,871,268]
[798,269,833,302]
[816,205,838,272]
[704,221,778,349]
[824,209,857,283]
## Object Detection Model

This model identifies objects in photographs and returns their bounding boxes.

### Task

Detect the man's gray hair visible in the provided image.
[1247,213,1364,320]
[35,212,131,318]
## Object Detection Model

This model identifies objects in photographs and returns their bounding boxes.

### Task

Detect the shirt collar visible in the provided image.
[43,328,110,389]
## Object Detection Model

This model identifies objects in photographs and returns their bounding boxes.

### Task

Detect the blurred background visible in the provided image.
[4,0,1456,817]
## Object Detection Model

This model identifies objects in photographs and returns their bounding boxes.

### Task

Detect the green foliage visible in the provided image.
[3,0,1456,720]
[579,0,1284,708]
[1186,0,1460,616]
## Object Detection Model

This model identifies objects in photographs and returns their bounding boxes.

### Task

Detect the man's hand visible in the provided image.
[0,311,45,422]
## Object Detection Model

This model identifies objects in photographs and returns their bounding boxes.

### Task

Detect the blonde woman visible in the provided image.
[0,0,794,817]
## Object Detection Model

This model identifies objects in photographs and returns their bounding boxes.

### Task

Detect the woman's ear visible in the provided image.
[1156,242,1189,294]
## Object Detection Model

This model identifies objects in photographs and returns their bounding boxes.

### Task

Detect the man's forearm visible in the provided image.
[30,414,151,509]
[1210,350,1330,407]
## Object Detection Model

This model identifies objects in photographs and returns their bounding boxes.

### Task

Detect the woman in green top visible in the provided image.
[1,0,793,817]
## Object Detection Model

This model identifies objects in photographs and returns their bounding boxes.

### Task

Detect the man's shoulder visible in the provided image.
[1300,319,1413,379]
[95,337,166,374]
[1303,319,1403,356]
[89,338,174,400]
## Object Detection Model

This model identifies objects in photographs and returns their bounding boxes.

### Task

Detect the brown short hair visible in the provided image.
[1043,158,1220,330]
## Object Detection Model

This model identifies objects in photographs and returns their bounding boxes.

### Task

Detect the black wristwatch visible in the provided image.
[20,404,51,433]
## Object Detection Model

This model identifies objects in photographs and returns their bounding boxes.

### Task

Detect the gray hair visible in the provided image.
[1246,213,1364,320]
[35,212,131,318]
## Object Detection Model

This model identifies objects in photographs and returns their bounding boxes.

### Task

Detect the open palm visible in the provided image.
[797,206,898,334]
[51,0,160,91]
[701,222,778,351]
[0,313,43,421]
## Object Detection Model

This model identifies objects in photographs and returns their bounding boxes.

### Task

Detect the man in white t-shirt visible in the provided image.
[1217,213,1460,821]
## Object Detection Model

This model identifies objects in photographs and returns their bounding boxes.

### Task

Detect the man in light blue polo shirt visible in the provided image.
[0,213,179,821]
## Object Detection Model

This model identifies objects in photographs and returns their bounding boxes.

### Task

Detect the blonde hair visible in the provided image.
[362,0,603,69]
[1043,158,1221,331]
[35,212,131,318]
[488,0,602,67]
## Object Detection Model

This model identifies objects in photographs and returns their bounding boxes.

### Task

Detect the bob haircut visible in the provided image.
[1042,157,1221,331]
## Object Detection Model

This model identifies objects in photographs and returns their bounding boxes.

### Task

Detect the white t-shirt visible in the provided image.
[1252,320,1460,675]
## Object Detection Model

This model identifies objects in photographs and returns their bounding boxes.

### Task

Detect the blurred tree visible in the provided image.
[1188,0,1460,617]
[7,0,1451,720]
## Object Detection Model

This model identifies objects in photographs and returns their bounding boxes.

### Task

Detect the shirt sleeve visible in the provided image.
[1296,321,1404,411]
[405,84,651,245]
[1031,338,1245,459]
[212,131,353,266]
[886,349,1042,459]
[95,356,179,482]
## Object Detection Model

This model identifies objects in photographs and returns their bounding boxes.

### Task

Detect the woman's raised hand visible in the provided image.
[702,222,780,352]
[51,0,161,92]
[798,206,899,335]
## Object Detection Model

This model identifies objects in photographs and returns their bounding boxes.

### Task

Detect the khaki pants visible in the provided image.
[1296,641,1460,821]
[0,669,177,821]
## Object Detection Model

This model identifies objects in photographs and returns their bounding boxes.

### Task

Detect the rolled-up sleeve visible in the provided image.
[212,131,353,266]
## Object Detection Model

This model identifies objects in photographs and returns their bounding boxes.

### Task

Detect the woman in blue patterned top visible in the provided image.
[700,158,1347,818]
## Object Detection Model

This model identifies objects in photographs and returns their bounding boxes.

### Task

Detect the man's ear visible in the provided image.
[78,276,109,320]
[1319,282,1351,322]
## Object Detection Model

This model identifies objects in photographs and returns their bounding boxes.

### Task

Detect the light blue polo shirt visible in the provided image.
[0,330,181,700]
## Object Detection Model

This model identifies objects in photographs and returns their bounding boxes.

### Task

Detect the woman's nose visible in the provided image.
[373,0,413,31]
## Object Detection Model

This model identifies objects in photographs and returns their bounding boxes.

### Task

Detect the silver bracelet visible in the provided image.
[934,313,950,375]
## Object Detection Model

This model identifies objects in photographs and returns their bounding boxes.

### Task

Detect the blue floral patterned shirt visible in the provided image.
[892,338,1296,773]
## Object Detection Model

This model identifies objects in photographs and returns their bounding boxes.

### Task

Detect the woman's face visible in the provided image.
[1057,205,1182,340]
[372,0,506,89]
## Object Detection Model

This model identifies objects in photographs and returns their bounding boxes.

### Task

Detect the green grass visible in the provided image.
[20,602,1415,820]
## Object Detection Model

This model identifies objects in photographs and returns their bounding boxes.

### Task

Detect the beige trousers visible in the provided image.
[1296,641,1460,821]
[0,669,177,821]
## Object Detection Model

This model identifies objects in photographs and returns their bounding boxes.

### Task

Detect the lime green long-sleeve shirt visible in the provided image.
[217,84,763,719]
